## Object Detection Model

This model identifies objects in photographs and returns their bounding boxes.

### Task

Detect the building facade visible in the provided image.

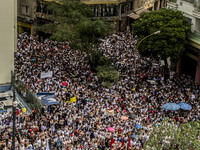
[33,0,151,31]
[81,0,144,31]
[17,0,36,35]
[21,0,167,33]
[0,0,17,84]
[167,0,200,84]
[144,0,167,10]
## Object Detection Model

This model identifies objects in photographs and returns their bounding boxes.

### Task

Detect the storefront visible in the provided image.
[17,21,33,35]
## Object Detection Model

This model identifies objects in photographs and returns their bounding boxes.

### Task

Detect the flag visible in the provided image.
[121,138,124,147]
[70,96,76,102]
[110,138,115,148]
[46,139,50,150]
[128,137,131,149]
[66,96,76,103]
[22,108,26,113]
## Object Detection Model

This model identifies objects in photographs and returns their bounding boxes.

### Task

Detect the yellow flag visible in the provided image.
[66,96,76,103]
[22,108,26,113]
[70,96,76,102]
[133,88,135,91]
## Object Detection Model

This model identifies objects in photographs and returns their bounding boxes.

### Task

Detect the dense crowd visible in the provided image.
[0,32,200,149]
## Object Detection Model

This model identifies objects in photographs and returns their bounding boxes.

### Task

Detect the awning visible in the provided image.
[128,8,148,20]
[129,13,139,20]
[136,8,149,16]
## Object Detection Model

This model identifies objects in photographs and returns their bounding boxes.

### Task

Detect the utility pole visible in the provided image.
[12,72,18,150]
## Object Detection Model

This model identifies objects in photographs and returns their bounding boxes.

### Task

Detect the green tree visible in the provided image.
[132,8,190,74]
[37,0,112,63]
[144,121,200,149]
[97,65,119,88]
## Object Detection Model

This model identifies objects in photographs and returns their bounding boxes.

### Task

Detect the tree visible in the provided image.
[144,120,200,149]
[37,0,112,59]
[131,9,190,75]
[97,65,120,88]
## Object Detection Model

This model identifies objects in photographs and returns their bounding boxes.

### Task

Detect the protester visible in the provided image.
[1,32,200,149]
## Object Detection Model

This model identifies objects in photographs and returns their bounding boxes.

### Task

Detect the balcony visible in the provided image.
[193,6,200,19]
[167,0,178,10]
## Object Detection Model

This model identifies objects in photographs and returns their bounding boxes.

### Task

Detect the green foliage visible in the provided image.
[98,56,110,66]
[144,120,200,149]
[132,8,190,61]
[36,0,112,52]
[97,65,119,84]
[88,50,103,71]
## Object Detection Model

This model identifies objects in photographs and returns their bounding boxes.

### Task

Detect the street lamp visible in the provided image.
[12,73,18,150]
[133,31,160,92]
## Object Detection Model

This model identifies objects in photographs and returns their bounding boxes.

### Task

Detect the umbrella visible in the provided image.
[179,103,192,110]
[107,127,115,132]
[134,124,143,129]
[121,116,128,120]
[62,82,68,86]
[128,113,137,120]
[131,134,137,139]
[162,103,180,111]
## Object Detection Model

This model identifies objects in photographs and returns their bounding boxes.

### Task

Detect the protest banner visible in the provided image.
[40,71,53,79]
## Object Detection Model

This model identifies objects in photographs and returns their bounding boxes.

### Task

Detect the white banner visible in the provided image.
[41,71,53,79]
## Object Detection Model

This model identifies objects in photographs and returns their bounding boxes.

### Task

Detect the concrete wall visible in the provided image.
[134,0,146,10]
[176,0,196,32]
[0,0,17,84]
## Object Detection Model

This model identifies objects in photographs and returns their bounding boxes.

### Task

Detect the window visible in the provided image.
[22,5,29,15]
[37,5,41,12]
[26,6,29,14]
[43,5,47,14]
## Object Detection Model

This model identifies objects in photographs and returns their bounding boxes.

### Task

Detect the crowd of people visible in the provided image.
[0,32,200,149]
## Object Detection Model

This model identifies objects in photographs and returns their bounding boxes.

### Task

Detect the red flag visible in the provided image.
[128,137,131,149]
[110,138,115,148]
[121,138,124,147]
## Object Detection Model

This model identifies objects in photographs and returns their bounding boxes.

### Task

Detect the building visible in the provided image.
[17,0,36,35]
[0,0,17,85]
[34,0,151,31]
[144,0,167,10]
[31,0,168,32]
[167,0,200,84]
[128,0,167,30]
[81,0,140,31]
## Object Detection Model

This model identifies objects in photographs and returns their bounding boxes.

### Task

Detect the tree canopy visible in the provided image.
[132,8,190,62]
[144,120,200,149]
[37,0,112,52]
[37,0,119,84]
